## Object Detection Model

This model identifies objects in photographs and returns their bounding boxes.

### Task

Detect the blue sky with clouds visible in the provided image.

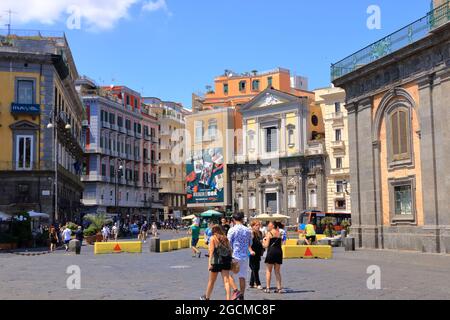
[0,0,431,108]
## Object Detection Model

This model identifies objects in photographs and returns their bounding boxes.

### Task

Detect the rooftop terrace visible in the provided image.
[331,2,450,81]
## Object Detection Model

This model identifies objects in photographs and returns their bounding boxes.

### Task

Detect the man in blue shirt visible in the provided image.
[227,212,254,300]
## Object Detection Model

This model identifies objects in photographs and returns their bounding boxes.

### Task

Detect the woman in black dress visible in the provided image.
[249,220,264,289]
[263,221,283,293]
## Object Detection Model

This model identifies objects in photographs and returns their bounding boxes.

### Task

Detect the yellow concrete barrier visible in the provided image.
[285,239,299,246]
[298,234,327,241]
[169,239,179,251]
[196,238,209,249]
[282,245,332,259]
[94,241,142,254]
[178,237,190,249]
[160,240,170,252]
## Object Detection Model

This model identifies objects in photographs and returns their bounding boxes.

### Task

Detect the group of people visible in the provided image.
[191,213,285,301]
[48,223,84,252]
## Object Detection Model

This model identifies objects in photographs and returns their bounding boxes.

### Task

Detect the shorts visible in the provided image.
[306,235,317,242]
[210,263,231,273]
[233,258,249,279]
[191,238,199,247]
[64,240,70,245]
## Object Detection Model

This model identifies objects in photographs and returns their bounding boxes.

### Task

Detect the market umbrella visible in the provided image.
[27,211,50,219]
[252,213,290,222]
[182,214,197,221]
[0,211,12,221]
[200,210,223,218]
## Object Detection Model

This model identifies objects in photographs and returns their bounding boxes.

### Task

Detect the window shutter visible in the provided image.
[399,111,408,155]
[391,112,399,156]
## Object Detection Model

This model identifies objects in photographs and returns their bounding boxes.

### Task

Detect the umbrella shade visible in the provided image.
[200,210,223,218]
[182,214,197,221]
[252,213,290,222]
[0,211,12,221]
[27,211,50,219]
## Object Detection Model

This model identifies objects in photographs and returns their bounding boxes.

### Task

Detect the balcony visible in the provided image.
[102,121,111,129]
[160,173,174,179]
[119,127,127,134]
[135,132,142,139]
[331,140,346,152]
[331,2,450,81]
[160,129,171,136]
[160,143,170,150]
[81,175,110,183]
[127,129,135,137]
[330,167,350,176]
[152,136,159,144]
[144,134,151,141]
[306,142,324,156]
[134,155,141,162]
[158,159,172,165]
[331,112,344,127]
[111,124,119,131]
[144,158,151,164]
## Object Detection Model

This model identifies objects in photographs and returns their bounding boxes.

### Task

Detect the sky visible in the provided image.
[0,0,431,108]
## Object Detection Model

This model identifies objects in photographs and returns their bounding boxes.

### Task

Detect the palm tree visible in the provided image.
[83,214,112,232]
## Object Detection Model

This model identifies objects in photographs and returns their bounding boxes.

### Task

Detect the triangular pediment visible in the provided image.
[9,120,40,131]
[241,88,301,112]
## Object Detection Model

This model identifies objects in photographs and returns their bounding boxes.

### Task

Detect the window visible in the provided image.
[126,95,130,106]
[311,115,319,127]
[249,193,256,210]
[223,83,229,95]
[267,77,273,88]
[118,116,123,128]
[238,194,244,210]
[101,163,107,177]
[336,181,344,193]
[265,193,278,213]
[15,135,33,170]
[239,81,246,92]
[109,113,115,125]
[335,129,342,141]
[252,79,260,91]
[287,125,295,147]
[208,119,218,140]
[336,157,343,169]
[247,130,256,152]
[288,191,297,208]
[195,121,203,143]
[390,109,410,161]
[309,190,317,208]
[335,102,341,113]
[17,80,34,104]
[265,127,278,153]
[394,185,412,215]
[335,199,346,210]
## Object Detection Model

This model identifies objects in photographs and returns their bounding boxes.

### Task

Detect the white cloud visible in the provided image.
[0,0,169,31]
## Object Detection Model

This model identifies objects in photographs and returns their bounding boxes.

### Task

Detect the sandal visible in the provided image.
[275,288,283,294]
[264,288,271,293]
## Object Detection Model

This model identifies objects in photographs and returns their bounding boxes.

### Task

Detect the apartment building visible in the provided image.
[143,97,190,221]
[315,87,351,214]
[0,30,85,224]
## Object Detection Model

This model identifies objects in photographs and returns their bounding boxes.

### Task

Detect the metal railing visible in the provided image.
[331,2,450,81]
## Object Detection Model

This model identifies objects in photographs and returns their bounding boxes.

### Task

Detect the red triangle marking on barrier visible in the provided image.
[114,244,121,252]
[304,247,313,257]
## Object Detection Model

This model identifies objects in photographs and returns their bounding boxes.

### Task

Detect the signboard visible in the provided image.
[11,103,40,115]
[186,148,224,205]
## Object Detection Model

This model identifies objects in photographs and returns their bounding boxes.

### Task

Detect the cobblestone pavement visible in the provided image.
[1,231,449,300]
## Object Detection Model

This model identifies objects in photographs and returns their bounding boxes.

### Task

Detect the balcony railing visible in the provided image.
[331,2,450,81]
[331,140,346,151]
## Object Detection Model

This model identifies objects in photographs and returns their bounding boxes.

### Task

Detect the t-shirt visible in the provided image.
[305,224,316,237]
[62,228,72,241]
[221,224,230,235]
[227,223,252,260]
[191,225,200,239]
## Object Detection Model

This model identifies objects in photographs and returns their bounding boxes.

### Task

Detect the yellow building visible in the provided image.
[185,107,238,212]
[315,87,351,214]
[0,31,85,223]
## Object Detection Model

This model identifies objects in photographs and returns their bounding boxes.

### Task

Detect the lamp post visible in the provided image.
[115,158,124,218]
[47,110,71,224]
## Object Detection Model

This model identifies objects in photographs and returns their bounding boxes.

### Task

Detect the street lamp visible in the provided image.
[47,110,71,224]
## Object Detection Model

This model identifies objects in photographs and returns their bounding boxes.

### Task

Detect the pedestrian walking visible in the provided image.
[249,220,264,290]
[227,212,254,300]
[61,225,72,252]
[75,226,84,246]
[140,221,149,243]
[101,225,110,242]
[200,225,233,301]
[263,221,283,294]
[112,223,119,241]
[151,222,158,238]
[190,221,201,258]
[49,227,59,252]
[220,217,230,235]
[204,222,213,258]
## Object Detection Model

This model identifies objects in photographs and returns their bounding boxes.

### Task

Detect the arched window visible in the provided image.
[390,108,410,161]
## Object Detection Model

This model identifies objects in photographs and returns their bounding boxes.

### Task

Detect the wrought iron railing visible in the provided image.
[331,1,450,81]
